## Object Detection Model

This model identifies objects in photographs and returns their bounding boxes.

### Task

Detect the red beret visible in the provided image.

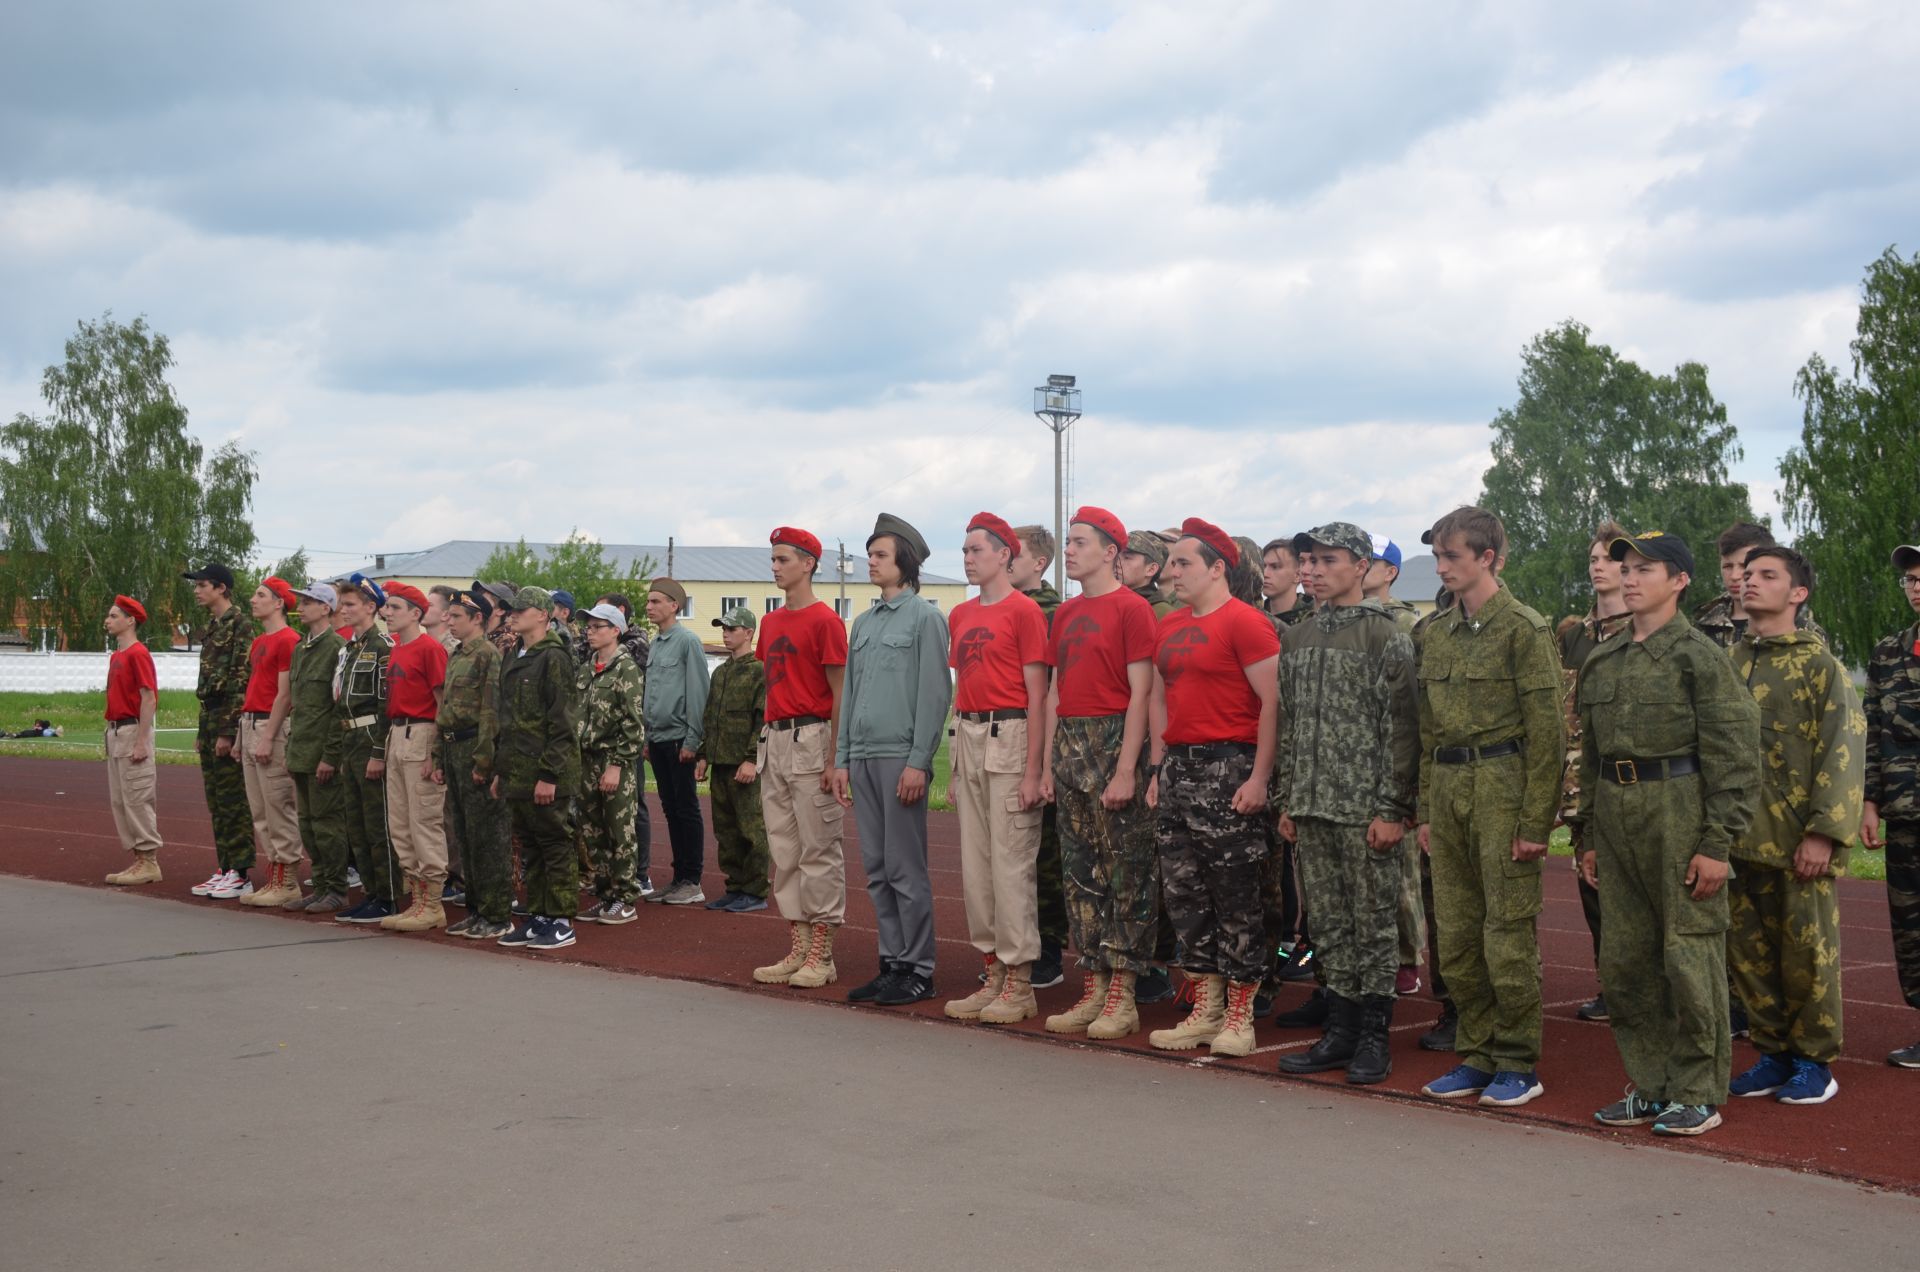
[1071,506,1127,549]
[966,512,1021,557]
[113,594,147,625]
[1180,517,1239,568]
[385,581,429,612]
[262,576,298,610]
[771,526,823,561]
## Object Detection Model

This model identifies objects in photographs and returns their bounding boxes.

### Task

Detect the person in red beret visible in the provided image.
[379,580,452,930]
[102,595,165,885]
[232,576,303,905]
[1040,506,1161,1041]
[1143,519,1282,1056]
[752,526,852,988]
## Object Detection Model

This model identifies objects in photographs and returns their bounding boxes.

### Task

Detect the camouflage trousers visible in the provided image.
[1728,863,1844,1063]
[340,732,404,906]
[291,770,349,896]
[1053,715,1158,974]
[1428,760,1544,1072]
[1036,803,1068,947]
[1157,749,1269,983]
[1592,786,1730,1106]
[1295,816,1400,1000]
[1885,819,1920,1010]
[576,752,641,906]
[444,738,511,923]
[196,721,253,873]
[511,795,577,920]
[709,763,771,899]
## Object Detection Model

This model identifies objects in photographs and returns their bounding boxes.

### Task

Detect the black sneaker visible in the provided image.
[337,898,394,925]
[468,918,513,941]
[1031,941,1065,990]
[530,918,576,951]
[1279,944,1316,983]
[1889,1041,1920,1069]
[848,964,901,1003]
[496,919,536,948]
[1418,1000,1458,1052]
[1594,1088,1663,1127]
[1577,993,1609,1022]
[723,893,768,912]
[875,971,935,1006]
[1135,966,1176,1005]
[1651,1102,1722,1137]
[1272,986,1330,1028]
[1253,990,1274,1018]
[1730,997,1750,1040]
[705,891,741,910]
[511,898,529,916]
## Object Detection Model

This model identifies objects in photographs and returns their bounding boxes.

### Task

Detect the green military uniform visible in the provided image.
[1865,619,1920,1011]
[1022,580,1069,954]
[1728,630,1865,1064]
[439,633,510,924]
[1559,605,1634,969]
[575,644,645,907]
[337,626,403,907]
[1381,596,1419,633]
[195,603,254,872]
[1417,586,1565,1075]
[701,649,771,900]
[1691,591,1826,650]
[496,625,581,919]
[286,625,348,896]
[1572,611,1760,1105]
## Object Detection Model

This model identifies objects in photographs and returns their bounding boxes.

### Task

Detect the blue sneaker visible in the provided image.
[496,918,537,948]
[1776,1058,1838,1105]
[724,893,769,913]
[1729,1052,1795,1098]
[337,898,395,925]
[1479,1070,1545,1108]
[530,917,576,951]
[1420,1064,1494,1099]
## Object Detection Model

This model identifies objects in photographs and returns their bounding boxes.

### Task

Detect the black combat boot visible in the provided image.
[1271,984,1330,1028]
[1278,993,1358,1073]
[1345,995,1396,1085]
[1418,998,1457,1052]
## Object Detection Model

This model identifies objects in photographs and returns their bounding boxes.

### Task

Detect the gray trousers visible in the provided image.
[851,757,936,977]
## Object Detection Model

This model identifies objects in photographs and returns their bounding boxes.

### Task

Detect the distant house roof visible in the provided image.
[1394,553,1441,605]
[333,540,964,587]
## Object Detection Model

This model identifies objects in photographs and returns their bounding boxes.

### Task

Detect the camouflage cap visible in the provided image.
[508,585,554,614]
[712,605,758,631]
[1293,522,1374,561]
[1123,529,1168,566]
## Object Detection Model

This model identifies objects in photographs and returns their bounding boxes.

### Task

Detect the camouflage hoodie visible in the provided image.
[195,603,253,742]
[576,644,645,772]
[1865,621,1920,819]
[1731,629,1865,870]
[493,628,581,798]
[1274,599,1419,826]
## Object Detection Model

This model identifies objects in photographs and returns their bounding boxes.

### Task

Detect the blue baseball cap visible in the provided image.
[551,590,576,612]
[348,573,388,607]
[1371,536,1403,569]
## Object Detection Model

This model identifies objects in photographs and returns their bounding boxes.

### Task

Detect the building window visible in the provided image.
[869,597,883,610]
[720,595,746,614]
[834,598,852,619]
[679,595,694,619]
[765,596,782,614]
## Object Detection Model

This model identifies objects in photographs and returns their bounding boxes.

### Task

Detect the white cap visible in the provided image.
[293,581,339,610]
[584,602,628,633]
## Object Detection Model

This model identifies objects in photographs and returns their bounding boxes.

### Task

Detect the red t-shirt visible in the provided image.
[758,601,848,722]
[386,631,449,719]
[1156,599,1281,745]
[105,643,157,721]
[1047,587,1157,718]
[242,626,298,713]
[949,591,1048,712]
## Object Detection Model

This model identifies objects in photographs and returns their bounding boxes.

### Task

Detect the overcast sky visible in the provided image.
[3,1,1913,578]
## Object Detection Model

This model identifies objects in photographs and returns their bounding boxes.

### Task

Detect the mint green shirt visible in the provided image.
[836,591,952,772]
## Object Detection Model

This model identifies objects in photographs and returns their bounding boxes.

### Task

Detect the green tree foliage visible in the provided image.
[474,532,659,627]
[0,314,258,650]
[1478,320,1757,622]
[1781,246,1920,663]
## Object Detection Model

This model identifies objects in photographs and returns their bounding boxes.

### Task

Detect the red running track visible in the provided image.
[2,753,1915,1193]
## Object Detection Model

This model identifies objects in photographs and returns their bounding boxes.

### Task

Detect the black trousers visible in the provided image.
[647,739,705,885]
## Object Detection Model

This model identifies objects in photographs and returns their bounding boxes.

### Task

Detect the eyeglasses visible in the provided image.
[1901,574,1920,591]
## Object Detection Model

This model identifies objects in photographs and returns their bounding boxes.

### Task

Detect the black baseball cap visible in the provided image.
[181,562,236,589]
[1609,531,1695,578]
[1893,545,1920,572]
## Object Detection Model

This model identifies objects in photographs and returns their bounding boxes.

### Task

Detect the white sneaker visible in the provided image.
[191,869,232,897]
[347,867,362,889]
[210,873,255,900]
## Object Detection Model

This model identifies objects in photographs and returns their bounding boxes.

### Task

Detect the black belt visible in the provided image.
[443,725,478,743]
[393,715,436,726]
[958,709,1027,723]
[1433,739,1522,765]
[1602,755,1701,785]
[243,710,273,720]
[1164,741,1256,761]
[108,717,137,728]
[769,715,827,731]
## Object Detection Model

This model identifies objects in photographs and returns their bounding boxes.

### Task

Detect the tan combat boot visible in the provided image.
[105,851,162,886]
[979,961,1037,1025]
[1085,969,1140,1040]
[392,880,448,931]
[244,862,297,907]
[945,954,1004,1020]
[380,877,422,930]
[787,923,838,988]
[1149,974,1226,1050]
[1208,980,1260,1057]
[1045,971,1110,1034]
[753,922,812,984]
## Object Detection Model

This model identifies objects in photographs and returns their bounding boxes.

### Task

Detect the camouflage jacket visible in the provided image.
[1570,612,1760,863]
[1271,594,1315,628]
[1691,591,1827,650]
[195,603,253,741]
[1133,583,1176,621]
[573,624,651,673]
[284,627,345,774]
[701,652,766,767]
[337,627,392,759]
[1864,621,1920,819]
[436,635,502,782]
[1730,630,1866,870]
[494,629,580,797]
[1380,596,1419,635]
[576,644,645,771]
[1415,587,1565,840]
[1022,582,1063,634]
[1557,606,1633,831]
[1274,599,1419,826]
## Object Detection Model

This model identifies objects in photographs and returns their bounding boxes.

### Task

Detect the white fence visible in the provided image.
[0,650,202,694]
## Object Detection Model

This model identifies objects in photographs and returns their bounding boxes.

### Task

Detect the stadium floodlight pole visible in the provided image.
[1033,374,1081,593]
